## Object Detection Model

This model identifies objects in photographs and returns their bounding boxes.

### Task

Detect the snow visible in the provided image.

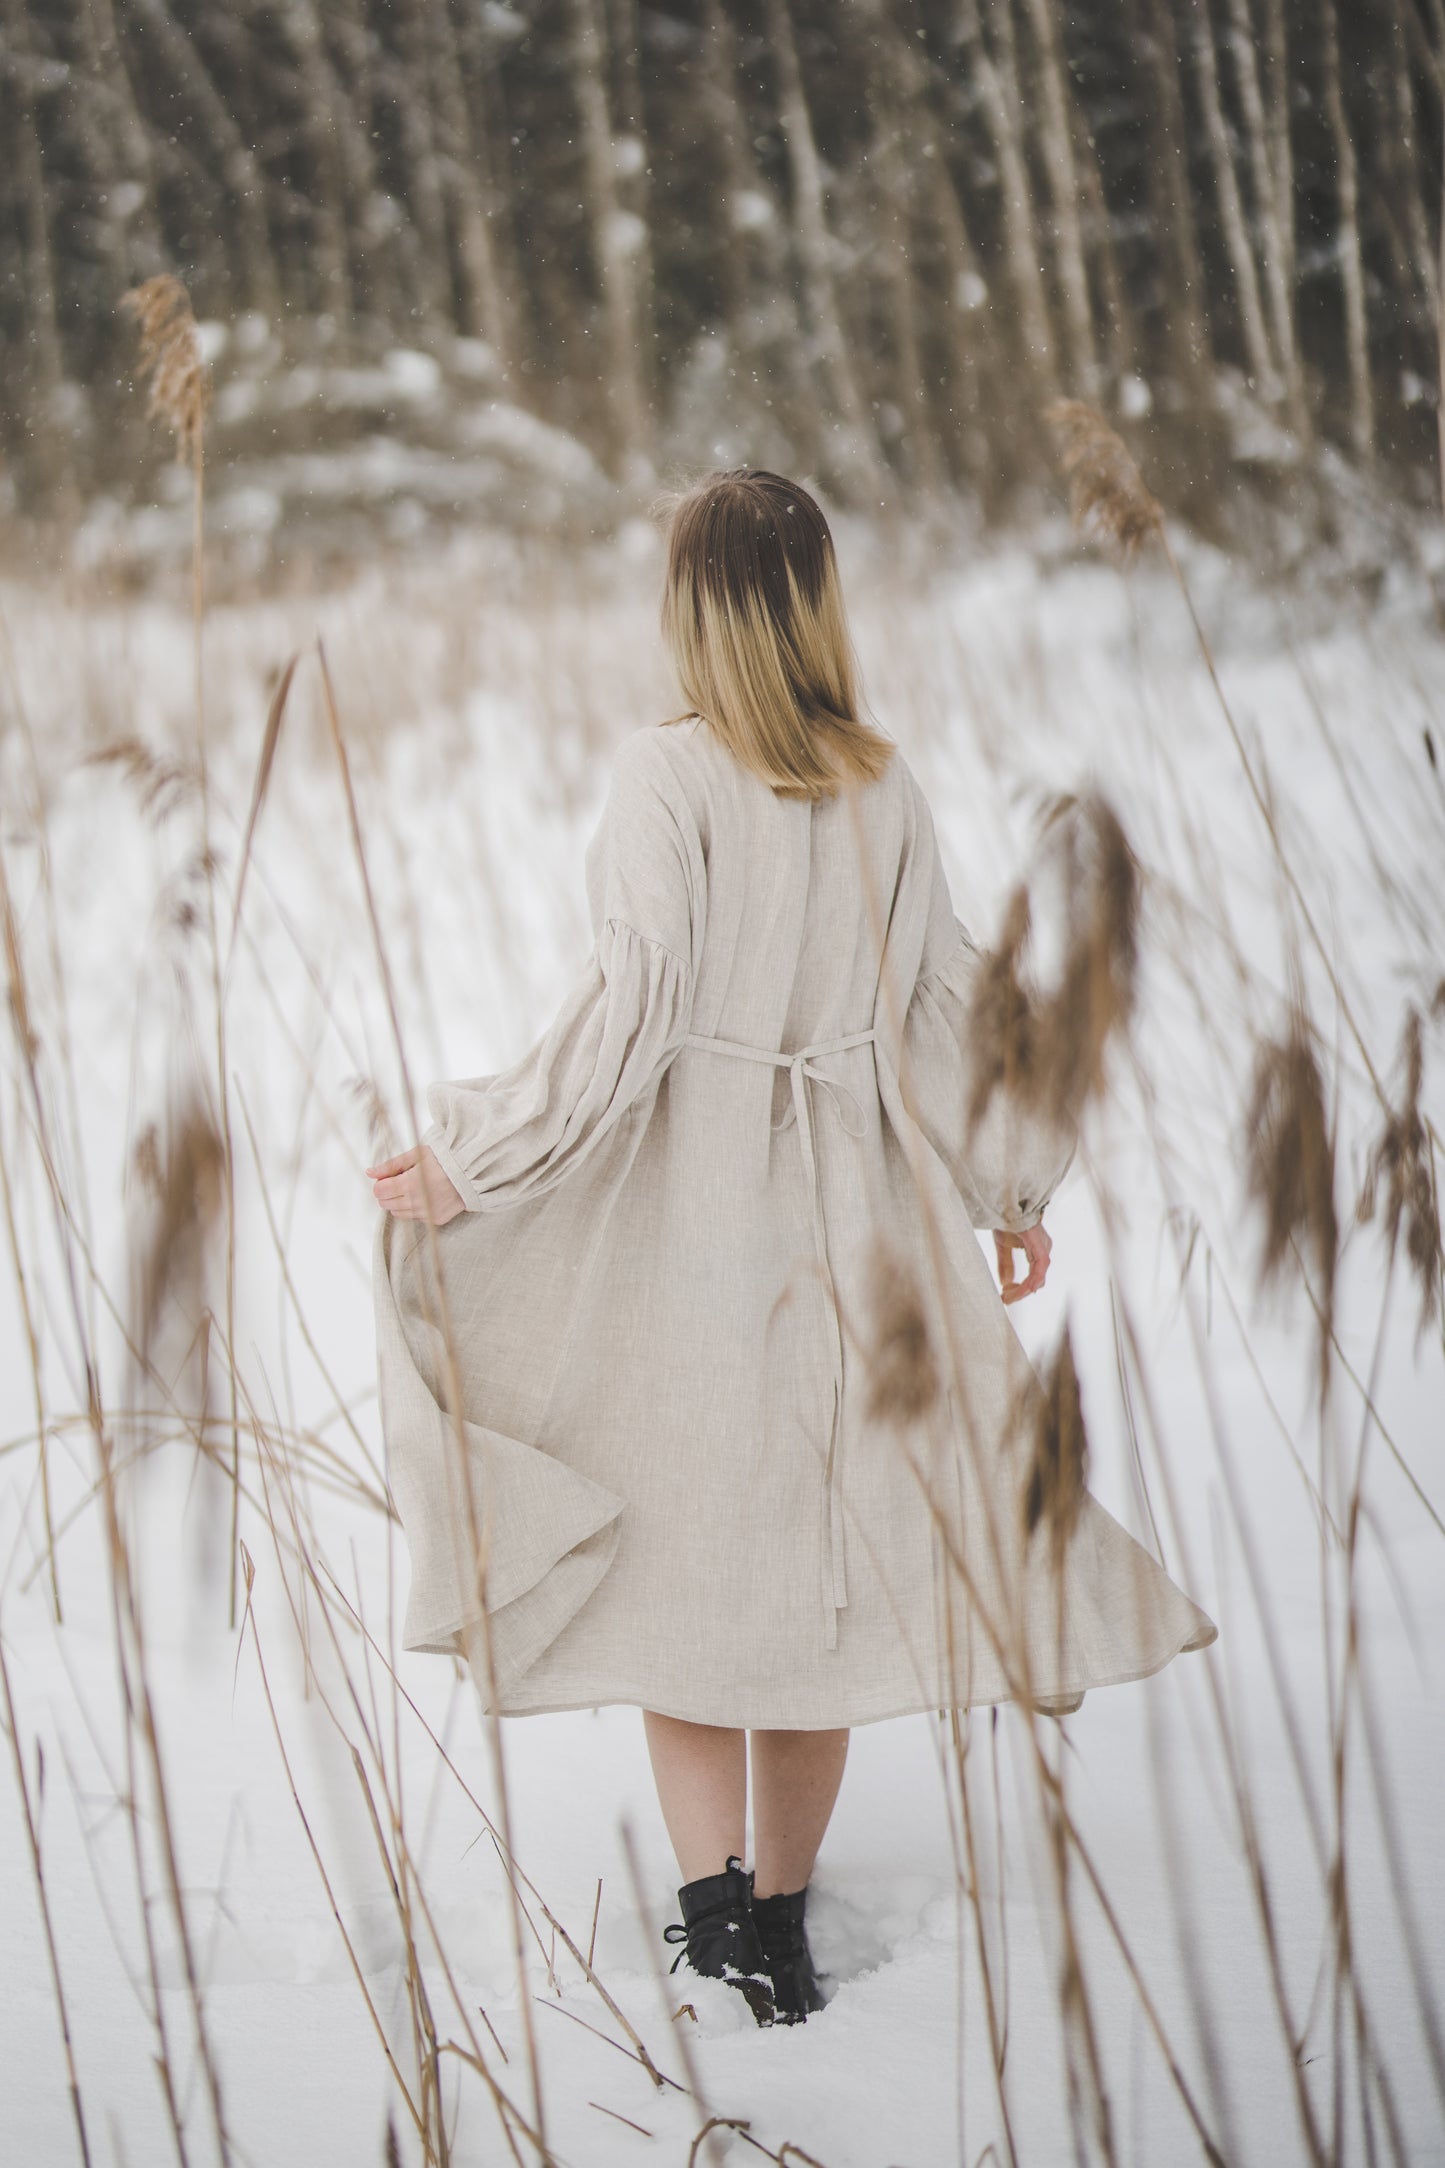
[1,530,1441,2166]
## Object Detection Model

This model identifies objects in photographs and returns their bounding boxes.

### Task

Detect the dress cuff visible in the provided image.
[421,1122,484,1214]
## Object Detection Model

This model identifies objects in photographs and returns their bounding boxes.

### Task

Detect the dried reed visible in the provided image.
[0,1636,93,2168]
[86,737,199,823]
[862,1235,940,1425]
[120,275,209,467]
[1358,1007,1444,1335]
[1245,1011,1340,1358]
[1045,400,1163,561]
[130,1092,225,1365]
[1022,1325,1089,1556]
[966,792,1139,1135]
[4,497,1441,2164]
[121,269,244,1623]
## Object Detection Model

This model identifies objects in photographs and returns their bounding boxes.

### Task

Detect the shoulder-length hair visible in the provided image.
[658,468,896,801]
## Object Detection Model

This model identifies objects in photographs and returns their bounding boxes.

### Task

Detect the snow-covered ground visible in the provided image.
[1,523,1442,2166]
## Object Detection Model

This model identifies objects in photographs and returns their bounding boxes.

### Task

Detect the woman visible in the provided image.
[369,470,1216,2027]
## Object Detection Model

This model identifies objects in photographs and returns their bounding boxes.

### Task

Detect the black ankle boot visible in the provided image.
[752,1885,826,2023]
[663,1856,775,2027]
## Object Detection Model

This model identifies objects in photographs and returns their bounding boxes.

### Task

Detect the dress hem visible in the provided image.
[473,1616,1218,1729]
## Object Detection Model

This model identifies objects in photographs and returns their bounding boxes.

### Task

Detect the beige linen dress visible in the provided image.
[373,719,1216,1727]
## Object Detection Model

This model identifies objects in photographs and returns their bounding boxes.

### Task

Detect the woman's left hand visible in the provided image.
[994,1221,1052,1305]
[368,1145,466,1224]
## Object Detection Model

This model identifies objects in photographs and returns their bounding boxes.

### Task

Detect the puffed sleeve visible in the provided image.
[900,783,1076,1234]
[420,728,703,1212]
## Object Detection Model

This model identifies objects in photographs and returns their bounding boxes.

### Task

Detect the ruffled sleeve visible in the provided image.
[899,777,1076,1233]
[421,727,703,1211]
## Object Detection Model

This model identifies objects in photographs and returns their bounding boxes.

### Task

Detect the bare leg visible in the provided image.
[750,1728,849,1898]
[642,1711,747,1884]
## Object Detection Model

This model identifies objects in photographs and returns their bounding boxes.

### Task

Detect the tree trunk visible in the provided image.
[449,2,521,372]
[1019,0,1098,394]
[126,0,280,315]
[1385,0,1438,318]
[1188,0,1274,396]
[423,0,511,360]
[1131,0,1212,397]
[73,0,167,288]
[569,0,651,476]
[763,0,887,499]
[1071,104,1138,387]
[1259,0,1306,431]
[1319,0,1374,461]
[911,82,1002,482]
[385,0,457,326]
[1223,0,1303,425]
[2,0,65,423]
[277,0,355,321]
[699,0,818,466]
[853,0,941,486]
[958,0,1056,390]
[608,0,656,402]
[1421,0,1445,515]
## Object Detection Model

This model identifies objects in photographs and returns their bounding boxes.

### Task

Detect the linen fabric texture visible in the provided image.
[373,721,1217,1727]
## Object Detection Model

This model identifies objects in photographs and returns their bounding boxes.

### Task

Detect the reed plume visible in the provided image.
[1024,1324,1090,1555]
[967,793,1140,1135]
[121,275,209,465]
[131,1091,225,1364]
[863,1235,941,1426]
[1046,400,1163,562]
[965,885,1036,1133]
[1359,1008,1443,1335]
[1245,1013,1339,1361]
[86,737,199,824]
[1037,791,1140,1119]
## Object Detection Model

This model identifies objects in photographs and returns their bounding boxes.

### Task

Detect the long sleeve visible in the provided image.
[422,728,703,1212]
[899,778,1076,1234]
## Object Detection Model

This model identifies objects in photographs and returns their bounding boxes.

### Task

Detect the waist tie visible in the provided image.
[683,1025,878,1651]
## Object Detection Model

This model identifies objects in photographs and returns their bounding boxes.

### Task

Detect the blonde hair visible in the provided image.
[659,468,896,801]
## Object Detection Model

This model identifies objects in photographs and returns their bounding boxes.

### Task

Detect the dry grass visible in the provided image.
[861,1235,940,1427]
[1045,400,1164,562]
[0,426,1441,2167]
[1245,1010,1340,1358]
[965,792,1139,1137]
[121,275,210,468]
[1359,1006,1445,1336]
[1022,1325,1089,1555]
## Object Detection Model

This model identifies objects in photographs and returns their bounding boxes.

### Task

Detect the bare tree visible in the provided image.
[274,0,355,320]
[764,0,888,498]
[450,0,522,370]
[957,0,1056,391]
[852,0,942,485]
[1131,0,1213,397]
[569,0,652,475]
[1383,0,1438,320]
[70,0,166,293]
[1071,106,1138,391]
[385,0,458,326]
[1319,0,1374,461]
[1223,0,1304,428]
[608,0,657,411]
[1259,0,1306,430]
[1188,0,1275,398]
[699,0,819,465]
[2,0,64,421]
[421,0,512,359]
[1020,0,1099,394]
[125,0,280,315]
